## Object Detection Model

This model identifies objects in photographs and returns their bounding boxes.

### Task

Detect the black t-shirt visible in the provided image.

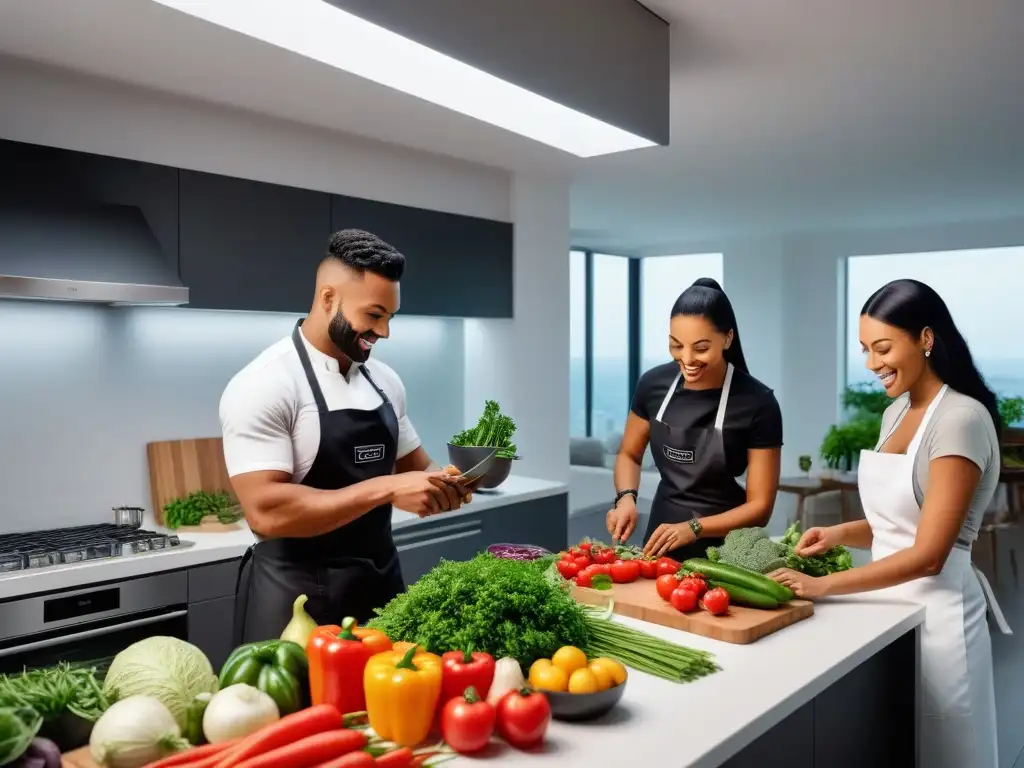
[631,362,783,478]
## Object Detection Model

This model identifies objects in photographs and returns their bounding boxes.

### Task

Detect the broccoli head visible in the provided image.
[709,527,788,574]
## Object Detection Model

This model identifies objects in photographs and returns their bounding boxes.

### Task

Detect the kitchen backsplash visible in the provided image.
[0,301,463,533]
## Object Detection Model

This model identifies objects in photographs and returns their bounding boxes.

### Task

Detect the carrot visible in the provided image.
[374,748,414,768]
[232,730,369,768]
[145,741,241,768]
[316,754,375,768]
[213,705,346,768]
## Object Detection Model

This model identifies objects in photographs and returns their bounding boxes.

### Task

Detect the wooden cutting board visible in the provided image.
[62,747,98,768]
[146,437,239,529]
[573,579,813,644]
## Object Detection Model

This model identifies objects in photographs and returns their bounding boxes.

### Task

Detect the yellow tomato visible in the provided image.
[590,657,627,686]
[528,658,552,680]
[529,661,568,693]
[567,667,600,694]
[587,660,613,690]
[551,646,588,676]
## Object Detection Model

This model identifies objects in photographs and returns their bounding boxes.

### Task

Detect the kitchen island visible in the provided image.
[454,597,923,768]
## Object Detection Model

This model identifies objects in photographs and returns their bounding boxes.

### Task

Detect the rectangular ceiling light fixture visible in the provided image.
[151,0,657,158]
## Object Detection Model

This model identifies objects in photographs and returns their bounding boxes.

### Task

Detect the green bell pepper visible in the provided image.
[219,640,308,715]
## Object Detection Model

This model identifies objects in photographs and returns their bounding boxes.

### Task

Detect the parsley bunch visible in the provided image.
[368,555,590,668]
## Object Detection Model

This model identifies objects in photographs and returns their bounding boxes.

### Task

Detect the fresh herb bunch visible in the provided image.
[449,400,518,459]
[369,554,590,668]
[781,522,854,576]
[0,663,113,723]
[163,490,241,529]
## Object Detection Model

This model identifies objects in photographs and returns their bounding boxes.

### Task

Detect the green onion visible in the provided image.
[582,607,719,683]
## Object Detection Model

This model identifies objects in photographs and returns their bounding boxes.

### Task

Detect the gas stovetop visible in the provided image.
[0,523,183,573]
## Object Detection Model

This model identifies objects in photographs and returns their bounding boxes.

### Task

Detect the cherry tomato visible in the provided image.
[589,563,612,577]
[578,542,593,552]
[703,586,730,615]
[610,559,641,584]
[441,688,497,754]
[559,551,573,561]
[592,548,617,565]
[496,689,551,750]
[679,575,708,598]
[556,560,580,579]
[656,573,681,602]
[575,570,593,588]
[638,559,659,579]
[573,555,591,569]
[670,587,699,613]
[656,557,681,577]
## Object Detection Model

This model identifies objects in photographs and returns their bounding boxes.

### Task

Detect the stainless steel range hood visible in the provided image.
[0,202,189,305]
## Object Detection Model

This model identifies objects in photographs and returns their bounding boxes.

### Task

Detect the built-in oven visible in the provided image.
[0,571,189,675]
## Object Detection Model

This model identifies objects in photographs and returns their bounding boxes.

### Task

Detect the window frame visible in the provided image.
[572,249,640,438]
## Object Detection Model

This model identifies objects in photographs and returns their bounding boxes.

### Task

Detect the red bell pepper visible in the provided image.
[440,646,496,703]
[306,616,392,714]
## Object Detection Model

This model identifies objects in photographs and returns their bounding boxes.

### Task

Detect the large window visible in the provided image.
[590,254,631,441]
[569,250,587,437]
[640,253,724,372]
[846,247,1024,425]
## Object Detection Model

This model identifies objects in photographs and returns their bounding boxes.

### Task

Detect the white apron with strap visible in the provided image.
[858,384,1010,768]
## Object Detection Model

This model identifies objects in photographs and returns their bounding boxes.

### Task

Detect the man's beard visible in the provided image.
[328,309,374,363]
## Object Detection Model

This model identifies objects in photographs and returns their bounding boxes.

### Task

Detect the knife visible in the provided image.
[456,448,499,484]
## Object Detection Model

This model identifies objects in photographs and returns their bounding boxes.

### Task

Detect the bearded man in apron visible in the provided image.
[770,279,1011,768]
[220,229,471,644]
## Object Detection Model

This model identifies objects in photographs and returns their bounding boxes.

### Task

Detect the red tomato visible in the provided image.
[670,587,699,613]
[441,689,497,754]
[679,575,708,598]
[638,559,659,579]
[578,542,593,552]
[703,587,730,615]
[573,555,591,569]
[610,559,641,584]
[559,551,573,562]
[656,573,681,602]
[592,548,617,565]
[496,689,551,750]
[589,563,612,577]
[556,560,580,579]
[656,557,681,577]
[575,570,593,588]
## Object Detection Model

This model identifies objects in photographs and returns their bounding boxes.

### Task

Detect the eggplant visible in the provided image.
[11,738,62,768]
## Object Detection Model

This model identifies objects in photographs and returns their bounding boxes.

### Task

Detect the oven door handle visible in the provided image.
[0,609,189,658]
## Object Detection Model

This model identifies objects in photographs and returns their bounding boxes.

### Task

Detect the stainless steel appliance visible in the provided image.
[0,523,184,573]
[0,571,189,675]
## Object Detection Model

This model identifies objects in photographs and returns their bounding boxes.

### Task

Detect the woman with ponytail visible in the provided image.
[607,278,784,561]
[770,278,1009,768]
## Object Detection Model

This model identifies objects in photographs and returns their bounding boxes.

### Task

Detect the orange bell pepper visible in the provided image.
[306,617,391,714]
[363,644,443,747]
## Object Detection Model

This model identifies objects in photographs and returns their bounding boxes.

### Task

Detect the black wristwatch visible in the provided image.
[614,489,638,507]
[688,517,703,538]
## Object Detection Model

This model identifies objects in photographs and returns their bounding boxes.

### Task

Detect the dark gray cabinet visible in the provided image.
[331,194,513,318]
[178,170,332,313]
[481,493,568,554]
[0,139,179,271]
[394,513,484,583]
[186,557,240,670]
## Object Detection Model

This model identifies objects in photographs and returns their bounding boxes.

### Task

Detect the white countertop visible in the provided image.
[452,597,924,768]
[0,474,566,600]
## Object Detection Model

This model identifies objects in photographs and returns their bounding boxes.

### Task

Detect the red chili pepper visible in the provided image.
[306,616,392,714]
[440,646,496,704]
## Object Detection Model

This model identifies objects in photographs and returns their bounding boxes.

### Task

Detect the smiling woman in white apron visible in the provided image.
[606,278,784,561]
[770,279,1011,768]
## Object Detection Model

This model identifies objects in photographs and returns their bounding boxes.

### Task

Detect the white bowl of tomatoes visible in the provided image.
[555,541,683,590]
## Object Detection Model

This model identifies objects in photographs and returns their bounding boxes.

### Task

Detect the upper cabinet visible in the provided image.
[178,170,331,313]
[0,140,180,271]
[331,195,513,318]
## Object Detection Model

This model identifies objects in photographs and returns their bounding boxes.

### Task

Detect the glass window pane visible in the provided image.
[640,254,724,372]
[590,254,630,442]
[569,250,587,437]
[847,247,1024,425]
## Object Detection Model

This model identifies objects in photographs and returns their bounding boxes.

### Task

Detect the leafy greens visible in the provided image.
[449,400,518,459]
[781,522,854,576]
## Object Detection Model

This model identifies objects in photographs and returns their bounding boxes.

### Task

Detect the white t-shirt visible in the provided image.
[219,331,421,481]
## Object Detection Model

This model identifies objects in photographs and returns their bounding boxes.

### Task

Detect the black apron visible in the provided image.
[233,320,404,645]
[644,363,746,562]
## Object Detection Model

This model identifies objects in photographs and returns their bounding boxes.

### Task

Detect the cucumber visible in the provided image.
[682,558,794,602]
[707,580,779,610]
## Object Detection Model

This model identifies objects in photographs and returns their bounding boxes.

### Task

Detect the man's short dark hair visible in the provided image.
[324,229,405,281]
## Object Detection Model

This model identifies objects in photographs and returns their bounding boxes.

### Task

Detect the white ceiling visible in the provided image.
[0,0,1021,251]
